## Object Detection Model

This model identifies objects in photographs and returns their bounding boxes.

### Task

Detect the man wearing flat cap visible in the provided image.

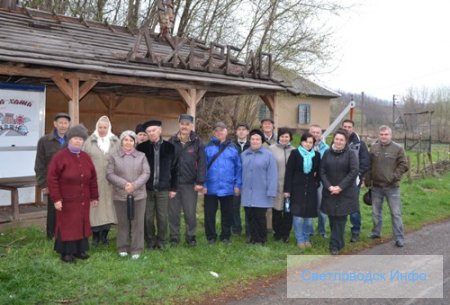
[35,112,71,239]
[168,114,206,247]
[203,122,242,244]
[137,119,178,250]
[260,118,277,146]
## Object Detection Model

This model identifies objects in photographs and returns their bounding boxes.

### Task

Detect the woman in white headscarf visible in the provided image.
[83,116,120,246]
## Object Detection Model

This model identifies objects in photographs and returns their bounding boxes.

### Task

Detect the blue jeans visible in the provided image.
[316,184,327,235]
[293,216,313,244]
[371,186,404,242]
[349,187,361,234]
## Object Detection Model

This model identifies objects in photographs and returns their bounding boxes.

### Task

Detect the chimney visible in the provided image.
[0,0,18,10]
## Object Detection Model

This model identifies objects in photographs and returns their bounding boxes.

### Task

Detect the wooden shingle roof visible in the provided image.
[0,7,284,94]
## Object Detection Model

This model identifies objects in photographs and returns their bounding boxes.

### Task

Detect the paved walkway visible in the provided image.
[225,220,450,305]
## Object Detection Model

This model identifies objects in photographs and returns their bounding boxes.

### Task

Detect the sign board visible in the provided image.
[0,83,46,205]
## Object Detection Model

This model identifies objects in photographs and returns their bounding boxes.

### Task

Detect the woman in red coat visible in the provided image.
[47,124,99,263]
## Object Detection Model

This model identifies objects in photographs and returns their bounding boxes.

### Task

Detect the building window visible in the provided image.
[259,103,270,120]
[298,104,311,124]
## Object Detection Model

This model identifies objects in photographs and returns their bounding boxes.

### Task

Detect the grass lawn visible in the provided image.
[1,172,450,305]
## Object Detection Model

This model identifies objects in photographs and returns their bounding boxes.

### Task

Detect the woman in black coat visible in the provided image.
[284,132,320,250]
[320,129,359,255]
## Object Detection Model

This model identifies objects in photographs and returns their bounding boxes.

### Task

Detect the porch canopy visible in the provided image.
[0,7,286,126]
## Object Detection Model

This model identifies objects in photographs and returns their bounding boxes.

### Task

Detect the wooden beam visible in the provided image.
[0,64,285,94]
[176,88,207,125]
[69,79,80,124]
[52,77,72,100]
[79,80,97,100]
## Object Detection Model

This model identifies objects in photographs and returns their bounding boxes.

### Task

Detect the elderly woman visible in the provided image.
[83,116,120,246]
[107,131,150,259]
[241,129,278,245]
[268,128,294,242]
[320,129,359,255]
[284,132,321,250]
[47,124,98,263]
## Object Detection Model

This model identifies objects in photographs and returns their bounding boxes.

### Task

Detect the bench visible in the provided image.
[0,176,42,221]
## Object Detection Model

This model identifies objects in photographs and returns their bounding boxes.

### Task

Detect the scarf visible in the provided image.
[93,116,115,154]
[298,145,315,174]
[68,143,81,154]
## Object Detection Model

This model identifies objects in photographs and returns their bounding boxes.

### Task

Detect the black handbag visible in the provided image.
[127,194,135,220]
[363,189,372,206]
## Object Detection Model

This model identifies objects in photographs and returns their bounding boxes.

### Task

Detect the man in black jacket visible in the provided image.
[168,114,206,247]
[231,123,250,236]
[342,119,370,242]
[137,120,178,250]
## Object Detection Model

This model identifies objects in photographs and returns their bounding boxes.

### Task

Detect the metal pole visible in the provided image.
[360,91,365,136]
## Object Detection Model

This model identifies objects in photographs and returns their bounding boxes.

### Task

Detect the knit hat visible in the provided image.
[249,129,265,142]
[120,130,136,144]
[66,124,88,141]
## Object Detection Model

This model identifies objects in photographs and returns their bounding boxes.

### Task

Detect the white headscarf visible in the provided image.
[93,116,115,154]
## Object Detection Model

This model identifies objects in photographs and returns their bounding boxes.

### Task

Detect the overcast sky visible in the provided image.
[317,0,450,101]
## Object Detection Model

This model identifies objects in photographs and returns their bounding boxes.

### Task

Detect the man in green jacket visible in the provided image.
[365,125,409,247]
[34,112,71,239]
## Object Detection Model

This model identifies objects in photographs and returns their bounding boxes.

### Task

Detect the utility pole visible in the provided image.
[392,94,396,127]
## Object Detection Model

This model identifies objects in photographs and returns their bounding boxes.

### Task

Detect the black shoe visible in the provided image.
[350,233,360,243]
[74,252,89,260]
[395,240,404,247]
[156,243,167,250]
[92,232,100,248]
[282,236,290,243]
[232,229,242,236]
[170,238,179,247]
[273,235,281,241]
[330,248,339,255]
[61,254,75,263]
[208,239,216,245]
[369,234,381,239]
[186,236,197,247]
[101,229,109,245]
[222,239,231,245]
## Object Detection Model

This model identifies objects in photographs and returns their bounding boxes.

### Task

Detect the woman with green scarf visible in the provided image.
[284,132,321,250]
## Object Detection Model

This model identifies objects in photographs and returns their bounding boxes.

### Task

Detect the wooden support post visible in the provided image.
[11,188,19,221]
[52,78,97,125]
[69,79,80,124]
[176,88,206,127]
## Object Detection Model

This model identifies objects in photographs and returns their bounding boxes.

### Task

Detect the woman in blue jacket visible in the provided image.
[241,129,278,245]
[203,122,242,244]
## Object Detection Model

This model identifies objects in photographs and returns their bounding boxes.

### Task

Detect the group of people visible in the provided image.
[34,112,409,262]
